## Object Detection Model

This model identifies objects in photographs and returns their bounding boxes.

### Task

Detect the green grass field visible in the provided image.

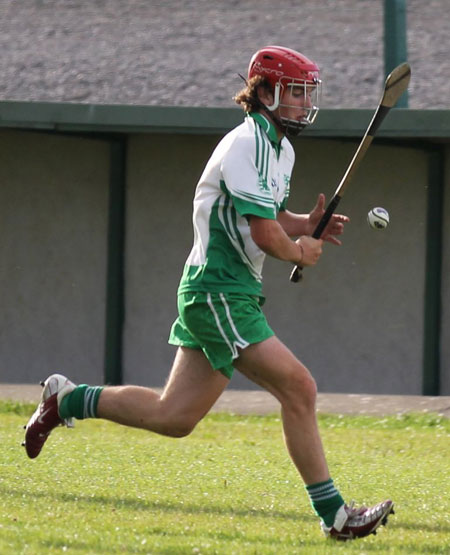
[1,401,449,554]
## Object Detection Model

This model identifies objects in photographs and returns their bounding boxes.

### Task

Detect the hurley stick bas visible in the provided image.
[290,62,411,283]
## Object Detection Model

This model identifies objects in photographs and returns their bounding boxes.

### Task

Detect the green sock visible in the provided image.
[306,478,345,527]
[59,385,104,420]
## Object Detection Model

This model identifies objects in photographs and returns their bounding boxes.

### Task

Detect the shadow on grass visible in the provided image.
[2,487,325,553]
[3,485,450,534]
[2,487,448,553]
[10,533,448,555]
[35,531,448,555]
[31,529,326,554]
[22,536,322,555]
[0,484,315,523]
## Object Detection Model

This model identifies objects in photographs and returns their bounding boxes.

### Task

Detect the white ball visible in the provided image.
[367,207,389,230]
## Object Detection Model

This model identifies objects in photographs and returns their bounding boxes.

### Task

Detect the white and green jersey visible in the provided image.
[178,112,295,297]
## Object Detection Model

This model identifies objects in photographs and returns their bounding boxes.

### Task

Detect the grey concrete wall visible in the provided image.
[123,134,210,387]
[124,134,428,394]
[264,140,427,394]
[0,129,441,394]
[0,130,108,384]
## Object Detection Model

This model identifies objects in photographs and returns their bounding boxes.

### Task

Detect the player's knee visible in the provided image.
[166,424,195,438]
[162,416,198,438]
[282,369,317,412]
[303,374,318,407]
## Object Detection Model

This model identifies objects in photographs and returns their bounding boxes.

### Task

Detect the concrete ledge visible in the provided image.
[1,384,449,418]
[213,391,450,418]
[1,102,450,140]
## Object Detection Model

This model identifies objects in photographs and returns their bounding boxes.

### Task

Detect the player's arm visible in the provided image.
[277,194,349,246]
[276,210,310,236]
[249,216,322,267]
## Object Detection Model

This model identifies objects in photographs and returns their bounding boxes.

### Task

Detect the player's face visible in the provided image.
[279,84,314,122]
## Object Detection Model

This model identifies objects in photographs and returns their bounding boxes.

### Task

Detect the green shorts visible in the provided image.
[168,291,274,379]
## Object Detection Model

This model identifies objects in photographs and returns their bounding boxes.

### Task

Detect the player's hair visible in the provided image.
[233,75,273,112]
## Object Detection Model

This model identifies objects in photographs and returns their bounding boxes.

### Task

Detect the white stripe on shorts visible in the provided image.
[219,293,249,350]
[207,293,238,358]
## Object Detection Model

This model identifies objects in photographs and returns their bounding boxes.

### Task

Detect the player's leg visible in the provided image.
[24,347,229,458]
[234,335,393,540]
[234,335,328,485]
[97,346,229,436]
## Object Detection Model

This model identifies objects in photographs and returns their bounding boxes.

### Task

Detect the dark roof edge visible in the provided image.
[0,100,449,139]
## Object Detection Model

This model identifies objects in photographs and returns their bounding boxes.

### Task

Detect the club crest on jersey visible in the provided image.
[271,178,279,192]
[258,176,269,192]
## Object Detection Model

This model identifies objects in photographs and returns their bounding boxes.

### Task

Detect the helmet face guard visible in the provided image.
[266,78,321,137]
[248,46,322,136]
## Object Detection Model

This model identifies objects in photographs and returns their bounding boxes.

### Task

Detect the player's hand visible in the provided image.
[296,236,323,266]
[308,193,350,246]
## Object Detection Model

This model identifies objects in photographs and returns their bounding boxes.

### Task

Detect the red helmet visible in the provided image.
[249,46,320,88]
[248,46,321,135]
